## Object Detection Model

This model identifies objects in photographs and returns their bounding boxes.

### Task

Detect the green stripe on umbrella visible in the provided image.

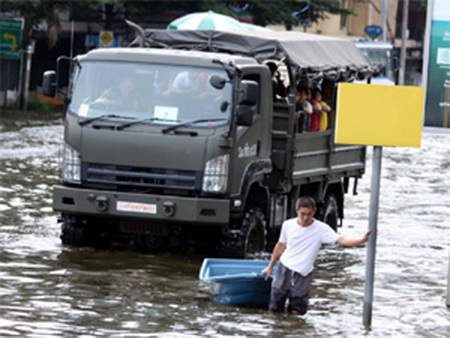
[196,13,215,30]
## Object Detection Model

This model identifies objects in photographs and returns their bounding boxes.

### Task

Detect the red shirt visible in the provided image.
[309,99,320,132]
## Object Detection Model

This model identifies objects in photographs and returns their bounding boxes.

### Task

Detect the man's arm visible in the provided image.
[336,230,371,247]
[261,241,286,280]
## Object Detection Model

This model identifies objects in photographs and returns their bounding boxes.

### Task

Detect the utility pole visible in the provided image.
[380,0,387,42]
[399,0,409,85]
[23,42,34,111]
[17,41,34,111]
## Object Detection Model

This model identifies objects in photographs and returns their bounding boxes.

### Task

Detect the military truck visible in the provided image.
[43,27,375,256]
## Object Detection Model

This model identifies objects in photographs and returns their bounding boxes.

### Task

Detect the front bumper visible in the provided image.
[53,185,230,225]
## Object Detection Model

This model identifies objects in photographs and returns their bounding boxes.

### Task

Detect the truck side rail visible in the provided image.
[293,132,365,185]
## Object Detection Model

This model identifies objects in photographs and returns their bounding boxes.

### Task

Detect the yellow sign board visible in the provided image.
[335,83,424,148]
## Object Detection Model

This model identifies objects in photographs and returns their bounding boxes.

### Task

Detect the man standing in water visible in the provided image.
[261,196,370,314]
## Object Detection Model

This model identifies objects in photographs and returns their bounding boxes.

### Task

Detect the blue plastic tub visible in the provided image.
[199,258,278,306]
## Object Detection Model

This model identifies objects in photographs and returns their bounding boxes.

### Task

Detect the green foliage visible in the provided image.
[241,0,358,29]
[0,0,70,48]
[155,0,362,30]
[0,0,365,41]
[420,0,428,11]
[27,98,58,112]
[2,97,59,113]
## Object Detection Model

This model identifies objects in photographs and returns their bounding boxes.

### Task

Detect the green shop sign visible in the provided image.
[425,0,450,127]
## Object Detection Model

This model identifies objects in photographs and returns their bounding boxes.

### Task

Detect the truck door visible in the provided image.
[228,69,272,198]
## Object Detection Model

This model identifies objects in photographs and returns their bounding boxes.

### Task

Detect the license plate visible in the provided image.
[117,201,157,214]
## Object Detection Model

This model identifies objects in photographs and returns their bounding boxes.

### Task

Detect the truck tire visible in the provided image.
[60,215,110,249]
[241,208,267,256]
[217,208,267,257]
[324,194,339,231]
[135,235,164,252]
[61,215,90,246]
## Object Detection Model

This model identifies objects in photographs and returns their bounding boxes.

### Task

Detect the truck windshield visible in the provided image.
[68,61,232,127]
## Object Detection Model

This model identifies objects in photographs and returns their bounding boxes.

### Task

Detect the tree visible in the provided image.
[0,0,70,49]
[1,1,73,110]
[225,0,361,30]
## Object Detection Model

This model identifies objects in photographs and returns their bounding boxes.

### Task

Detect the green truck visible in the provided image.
[43,27,375,256]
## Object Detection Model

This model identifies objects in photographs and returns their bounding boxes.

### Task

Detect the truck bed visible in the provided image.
[270,102,366,187]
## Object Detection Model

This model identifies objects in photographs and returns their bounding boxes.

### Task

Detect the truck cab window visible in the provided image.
[69,61,232,127]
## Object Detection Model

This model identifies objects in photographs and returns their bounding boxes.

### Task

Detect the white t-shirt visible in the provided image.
[172,72,190,89]
[279,218,340,276]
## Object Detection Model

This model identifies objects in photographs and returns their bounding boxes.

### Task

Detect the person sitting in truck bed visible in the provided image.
[312,87,331,131]
[308,87,323,132]
[267,62,287,102]
[295,85,313,133]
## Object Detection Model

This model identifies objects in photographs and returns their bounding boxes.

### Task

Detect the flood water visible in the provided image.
[1,111,449,336]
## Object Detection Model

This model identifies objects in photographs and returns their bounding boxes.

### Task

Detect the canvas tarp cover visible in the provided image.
[137,29,374,77]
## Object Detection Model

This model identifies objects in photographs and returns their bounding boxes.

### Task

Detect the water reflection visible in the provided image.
[0,112,449,336]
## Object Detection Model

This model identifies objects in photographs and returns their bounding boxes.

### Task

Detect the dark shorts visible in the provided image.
[269,263,313,314]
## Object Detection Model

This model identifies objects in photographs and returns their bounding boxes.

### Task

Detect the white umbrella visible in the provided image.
[240,22,272,31]
[167,10,246,31]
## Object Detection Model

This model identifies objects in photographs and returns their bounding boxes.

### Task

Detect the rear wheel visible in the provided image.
[323,194,339,231]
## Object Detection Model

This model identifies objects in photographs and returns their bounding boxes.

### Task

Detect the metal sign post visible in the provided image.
[447,249,450,307]
[335,83,423,329]
[363,146,383,327]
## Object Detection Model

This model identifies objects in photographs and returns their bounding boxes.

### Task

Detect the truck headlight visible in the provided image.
[62,143,81,183]
[202,154,229,193]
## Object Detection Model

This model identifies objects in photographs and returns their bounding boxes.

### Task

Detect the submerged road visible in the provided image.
[0,111,449,336]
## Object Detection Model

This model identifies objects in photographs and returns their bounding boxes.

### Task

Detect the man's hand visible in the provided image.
[261,241,285,280]
[361,229,371,243]
[337,229,371,247]
[261,265,272,281]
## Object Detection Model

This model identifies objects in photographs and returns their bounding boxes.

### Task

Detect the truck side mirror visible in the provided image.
[209,75,227,90]
[239,80,259,106]
[42,70,56,97]
[235,105,254,126]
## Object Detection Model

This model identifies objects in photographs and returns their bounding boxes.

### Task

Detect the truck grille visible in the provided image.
[82,162,203,195]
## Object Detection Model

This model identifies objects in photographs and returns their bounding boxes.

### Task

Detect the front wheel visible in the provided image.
[217,208,267,258]
[60,214,111,249]
[241,208,267,257]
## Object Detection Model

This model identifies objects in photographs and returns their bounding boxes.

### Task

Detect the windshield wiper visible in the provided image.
[116,117,171,131]
[161,118,228,134]
[78,114,133,126]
